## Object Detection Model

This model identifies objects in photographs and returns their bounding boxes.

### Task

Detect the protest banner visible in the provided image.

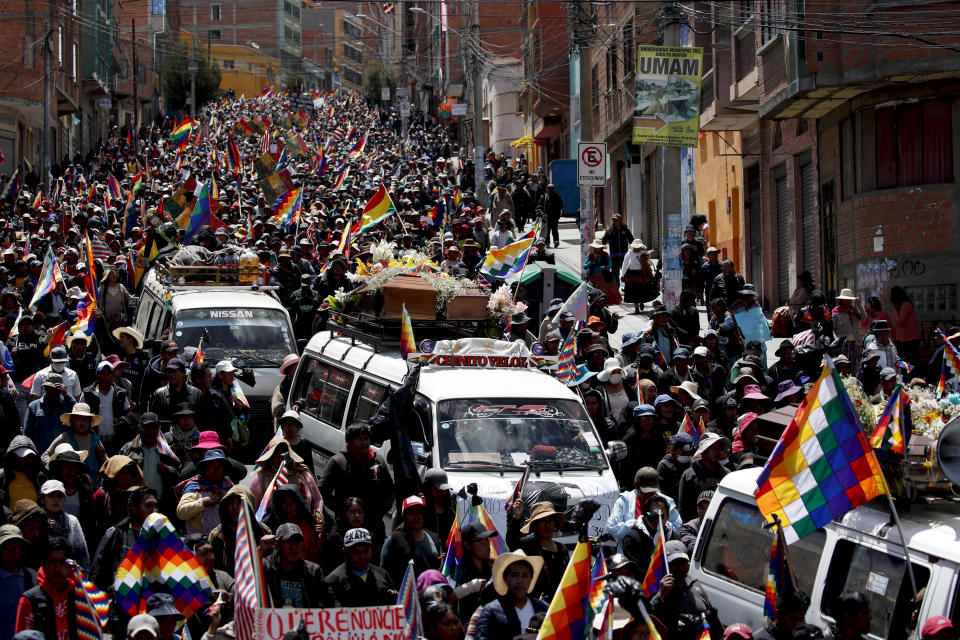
[255,605,407,640]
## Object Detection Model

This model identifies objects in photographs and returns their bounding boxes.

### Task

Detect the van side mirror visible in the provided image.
[296,338,307,353]
[411,441,431,466]
[605,440,627,462]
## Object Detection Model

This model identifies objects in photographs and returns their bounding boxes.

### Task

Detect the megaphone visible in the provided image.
[936,415,960,486]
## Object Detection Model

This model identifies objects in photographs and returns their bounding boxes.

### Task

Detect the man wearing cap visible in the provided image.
[24,372,75,454]
[138,339,181,404]
[658,433,694,501]
[29,345,82,401]
[659,348,695,396]
[7,312,44,414]
[80,359,131,454]
[381,495,443,585]
[455,519,499,621]
[605,467,684,551]
[144,593,183,640]
[530,238,555,265]
[65,333,98,389]
[677,432,730,521]
[147,357,202,424]
[38,479,89,569]
[690,346,726,406]
[622,492,679,575]
[119,413,180,504]
[678,490,714,555]
[0,524,35,639]
[288,273,322,341]
[422,468,456,540]
[871,367,900,405]
[650,539,722,640]
[262,522,330,608]
[921,617,956,640]
[325,527,396,607]
[699,247,722,309]
[857,348,883,396]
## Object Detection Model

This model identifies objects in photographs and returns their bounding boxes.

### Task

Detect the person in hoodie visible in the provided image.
[15,537,79,640]
[207,484,271,575]
[250,439,323,517]
[0,436,46,510]
[10,501,48,571]
[163,404,200,463]
[0,524,35,640]
[622,494,679,579]
[38,479,88,569]
[262,483,323,564]
[92,455,145,538]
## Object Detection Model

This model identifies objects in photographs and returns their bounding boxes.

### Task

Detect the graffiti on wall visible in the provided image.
[857,259,894,298]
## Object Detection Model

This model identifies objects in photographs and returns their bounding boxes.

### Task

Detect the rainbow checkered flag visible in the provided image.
[754,357,887,544]
[235,495,271,640]
[870,385,906,457]
[440,501,464,583]
[555,333,577,384]
[936,329,960,392]
[536,541,599,640]
[763,530,794,618]
[70,560,110,640]
[397,560,422,640]
[641,519,668,598]
[114,512,213,619]
[156,429,181,465]
[255,456,290,521]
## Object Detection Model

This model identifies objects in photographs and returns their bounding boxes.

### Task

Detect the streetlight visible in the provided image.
[188,58,199,119]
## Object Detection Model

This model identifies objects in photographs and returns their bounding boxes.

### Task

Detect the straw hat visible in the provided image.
[520,501,567,534]
[836,288,856,301]
[491,550,544,597]
[112,326,144,348]
[670,380,702,403]
[60,402,103,427]
[589,238,606,250]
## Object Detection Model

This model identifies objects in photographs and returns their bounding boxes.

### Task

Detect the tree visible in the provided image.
[161,41,222,113]
[364,67,396,103]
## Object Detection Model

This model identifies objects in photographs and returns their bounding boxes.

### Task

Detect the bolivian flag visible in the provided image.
[355,183,397,234]
[170,118,196,148]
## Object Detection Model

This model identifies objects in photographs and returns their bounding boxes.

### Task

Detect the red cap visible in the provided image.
[402,495,426,513]
[723,624,753,640]
[922,617,955,638]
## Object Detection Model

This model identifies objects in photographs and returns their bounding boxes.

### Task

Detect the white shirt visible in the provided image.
[30,365,82,398]
[515,599,535,633]
[95,386,116,438]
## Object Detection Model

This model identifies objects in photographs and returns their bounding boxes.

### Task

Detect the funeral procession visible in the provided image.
[1,1,960,639]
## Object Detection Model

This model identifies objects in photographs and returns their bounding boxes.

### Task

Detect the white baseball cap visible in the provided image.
[40,479,66,495]
[215,360,237,374]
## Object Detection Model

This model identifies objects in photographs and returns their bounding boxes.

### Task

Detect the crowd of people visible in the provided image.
[0,87,953,640]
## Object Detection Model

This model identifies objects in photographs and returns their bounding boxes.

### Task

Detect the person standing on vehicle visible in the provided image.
[540,184,564,249]
[289,274,321,342]
[754,590,813,640]
[649,540,722,640]
[318,422,394,541]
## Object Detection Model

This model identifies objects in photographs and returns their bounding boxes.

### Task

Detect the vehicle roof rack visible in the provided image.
[328,311,495,353]
[153,262,276,291]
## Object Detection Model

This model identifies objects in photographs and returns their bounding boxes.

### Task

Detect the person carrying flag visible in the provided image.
[622,493,679,578]
[755,590,813,640]
[649,540,723,640]
[118,412,181,508]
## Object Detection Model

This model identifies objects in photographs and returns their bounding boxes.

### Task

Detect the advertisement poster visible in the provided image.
[632,45,704,148]
[662,213,683,309]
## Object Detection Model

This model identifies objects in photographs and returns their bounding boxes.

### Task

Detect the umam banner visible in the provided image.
[256,605,408,640]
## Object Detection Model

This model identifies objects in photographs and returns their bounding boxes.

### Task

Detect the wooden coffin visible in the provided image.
[381,274,437,319]
[446,285,489,320]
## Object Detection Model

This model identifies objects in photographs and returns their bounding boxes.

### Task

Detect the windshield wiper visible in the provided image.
[533,459,605,473]
[446,460,526,472]
[227,350,284,367]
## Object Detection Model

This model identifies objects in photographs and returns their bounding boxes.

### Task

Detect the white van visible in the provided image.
[690,468,960,640]
[289,330,623,541]
[136,265,296,425]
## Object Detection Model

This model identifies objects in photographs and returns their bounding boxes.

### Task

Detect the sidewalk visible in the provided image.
[550,221,785,366]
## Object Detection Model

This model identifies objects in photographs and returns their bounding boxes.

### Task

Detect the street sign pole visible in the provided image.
[578,142,607,280]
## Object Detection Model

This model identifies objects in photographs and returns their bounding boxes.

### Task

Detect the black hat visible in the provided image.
[461,520,498,543]
[650,303,669,317]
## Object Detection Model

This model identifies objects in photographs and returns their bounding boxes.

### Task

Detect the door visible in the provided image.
[747,165,762,297]
[799,153,817,279]
[775,163,791,305]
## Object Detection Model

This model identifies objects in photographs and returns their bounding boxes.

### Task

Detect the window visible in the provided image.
[761,0,783,45]
[701,499,825,597]
[606,46,618,92]
[350,379,389,425]
[821,540,929,640]
[857,99,952,192]
[210,4,221,20]
[296,359,354,428]
[344,44,363,64]
[209,29,222,40]
[222,59,234,70]
[344,68,363,87]
[343,19,362,40]
[71,43,77,81]
[151,0,165,15]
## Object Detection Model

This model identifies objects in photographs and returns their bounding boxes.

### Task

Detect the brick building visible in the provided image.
[0,0,84,174]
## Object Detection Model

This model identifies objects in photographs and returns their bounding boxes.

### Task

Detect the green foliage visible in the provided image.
[161,41,223,112]
[364,66,397,103]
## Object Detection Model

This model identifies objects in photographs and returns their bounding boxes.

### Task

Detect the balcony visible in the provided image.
[699,44,759,132]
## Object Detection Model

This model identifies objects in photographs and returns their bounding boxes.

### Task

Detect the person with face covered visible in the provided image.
[28,345,82,401]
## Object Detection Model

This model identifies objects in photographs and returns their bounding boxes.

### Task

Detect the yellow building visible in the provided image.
[695,131,743,266]
[209,44,283,97]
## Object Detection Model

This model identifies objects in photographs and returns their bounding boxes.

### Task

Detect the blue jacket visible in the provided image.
[605,490,684,551]
[24,394,75,453]
[475,595,550,640]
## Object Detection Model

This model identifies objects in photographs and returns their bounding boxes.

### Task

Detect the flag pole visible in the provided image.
[510,221,539,304]
[883,490,919,597]
[771,515,799,590]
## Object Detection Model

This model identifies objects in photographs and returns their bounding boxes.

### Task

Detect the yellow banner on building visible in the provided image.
[632,45,704,148]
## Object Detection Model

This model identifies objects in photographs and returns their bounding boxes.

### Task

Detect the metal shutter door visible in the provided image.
[800,160,817,277]
[775,165,791,304]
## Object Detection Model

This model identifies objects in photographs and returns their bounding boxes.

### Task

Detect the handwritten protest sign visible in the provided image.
[255,605,407,640]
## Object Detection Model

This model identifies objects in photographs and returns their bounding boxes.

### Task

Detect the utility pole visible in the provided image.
[470,0,485,208]
[575,2,594,277]
[659,2,683,255]
[42,0,54,192]
[132,18,139,147]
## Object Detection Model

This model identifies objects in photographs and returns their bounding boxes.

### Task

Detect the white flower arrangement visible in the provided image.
[370,239,397,264]
[842,376,877,433]
[486,284,527,320]
[419,271,471,310]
